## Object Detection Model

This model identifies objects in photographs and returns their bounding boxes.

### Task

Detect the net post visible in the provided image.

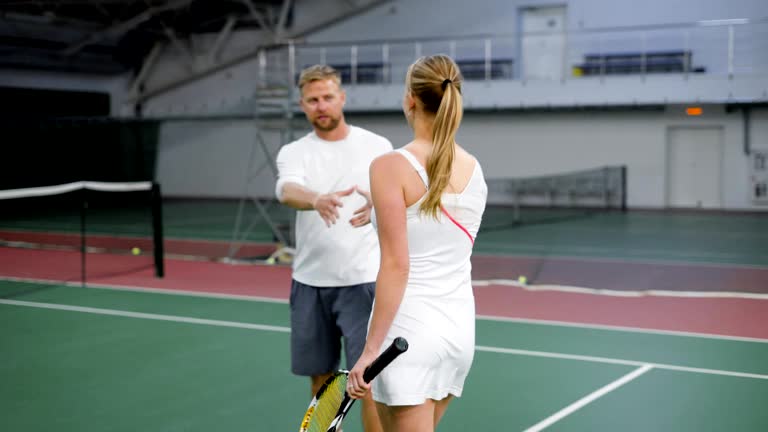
[151,182,165,278]
[603,166,610,209]
[620,165,628,212]
[80,187,87,288]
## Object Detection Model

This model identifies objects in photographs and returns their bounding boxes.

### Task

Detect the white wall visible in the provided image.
[571,0,766,29]
[154,106,768,210]
[344,106,767,210]
[141,29,270,94]
[307,0,768,40]
[141,55,264,118]
[156,120,310,199]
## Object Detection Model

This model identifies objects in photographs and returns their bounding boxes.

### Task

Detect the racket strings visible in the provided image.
[304,374,347,432]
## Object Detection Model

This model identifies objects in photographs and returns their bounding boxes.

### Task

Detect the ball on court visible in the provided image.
[265,257,276,265]
[131,247,141,256]
[517,275,527,285]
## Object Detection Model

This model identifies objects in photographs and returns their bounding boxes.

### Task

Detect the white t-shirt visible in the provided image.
[275,126,393,287]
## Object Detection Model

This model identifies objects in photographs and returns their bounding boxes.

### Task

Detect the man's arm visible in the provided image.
[278,182,319,210]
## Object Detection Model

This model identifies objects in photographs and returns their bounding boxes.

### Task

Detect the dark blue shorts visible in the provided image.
[290,279,376,376]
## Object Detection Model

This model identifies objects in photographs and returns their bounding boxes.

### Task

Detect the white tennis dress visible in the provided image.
[371,148,487,406]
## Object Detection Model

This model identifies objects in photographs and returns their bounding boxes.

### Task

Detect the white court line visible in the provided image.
[2,299,768,381]
[2,275,766,343]
[0,299,290,333]
[88,283,290,303]
[478,244,768,265]
[522,365,654,432]
[0,276,289,303]
[472,279,768,300]
[476,315,768,344]
[475,346,768,380]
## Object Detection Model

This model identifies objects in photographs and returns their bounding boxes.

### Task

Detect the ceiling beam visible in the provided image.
[129,41,163,96]
[162,26,195,70]
[208,14,238,64]
[87,0,113,19]
[289,0,390,39]
[130,0,393,103]
[274,0,293,40]
[61,0,193,56]
[241,0,274,36]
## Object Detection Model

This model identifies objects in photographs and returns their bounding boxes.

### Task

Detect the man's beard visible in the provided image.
[312,115,340,132]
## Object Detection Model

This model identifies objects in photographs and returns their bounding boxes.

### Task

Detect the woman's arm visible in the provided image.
[365,153,410,352]
[347,152,410,398]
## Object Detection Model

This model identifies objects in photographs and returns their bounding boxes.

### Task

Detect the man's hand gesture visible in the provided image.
[313,186,355,227]
[349,186,373,227]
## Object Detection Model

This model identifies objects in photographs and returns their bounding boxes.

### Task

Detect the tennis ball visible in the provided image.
[131,247,141,256]
[517,275,527,285]
[265,257,276,265]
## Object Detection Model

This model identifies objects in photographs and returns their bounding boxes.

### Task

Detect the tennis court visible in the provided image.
[2,280,767,431]
[3,2,768,430]
[2,201,767,431]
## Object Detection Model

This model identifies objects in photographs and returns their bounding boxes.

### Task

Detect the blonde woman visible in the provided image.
[348,55,487,431]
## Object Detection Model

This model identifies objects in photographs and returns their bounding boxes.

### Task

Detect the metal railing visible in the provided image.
[272,17,768,85]
[137,18,767,117]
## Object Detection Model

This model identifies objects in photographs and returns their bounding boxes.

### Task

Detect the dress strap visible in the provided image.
[441,206,475,245]
[395,148,430,187]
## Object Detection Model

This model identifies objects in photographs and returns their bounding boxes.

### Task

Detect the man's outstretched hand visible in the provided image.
[313,186,355,227]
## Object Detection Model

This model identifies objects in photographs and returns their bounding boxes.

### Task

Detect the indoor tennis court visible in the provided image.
[2,204,767,431]
[1,275,767,431]
[3,1,768,431]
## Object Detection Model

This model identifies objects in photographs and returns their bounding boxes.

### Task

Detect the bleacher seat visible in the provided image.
[573,50,705,76]
[456,59,514,80]
[331,62,388,84]
[299,58,515,85]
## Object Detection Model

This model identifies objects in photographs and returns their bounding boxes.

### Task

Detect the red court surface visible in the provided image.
[3,246,767,341]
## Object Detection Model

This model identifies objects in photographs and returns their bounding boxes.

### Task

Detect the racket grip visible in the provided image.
[362,337,409,383]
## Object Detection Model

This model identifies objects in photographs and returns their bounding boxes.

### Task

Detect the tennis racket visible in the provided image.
[299,336,409,432]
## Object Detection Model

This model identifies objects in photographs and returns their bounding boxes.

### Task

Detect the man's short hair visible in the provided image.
[298,65,342,90]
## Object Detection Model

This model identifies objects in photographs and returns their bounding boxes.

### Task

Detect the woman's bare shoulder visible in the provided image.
[455,144,481,167]
[370,148,411,174]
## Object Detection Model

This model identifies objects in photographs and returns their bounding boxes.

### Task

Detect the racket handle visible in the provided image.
[362,337,409,383]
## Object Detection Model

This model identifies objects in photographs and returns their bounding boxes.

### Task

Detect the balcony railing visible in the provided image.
[277,18,767,86]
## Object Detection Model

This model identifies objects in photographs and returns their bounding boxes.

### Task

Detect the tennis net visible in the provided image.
[482,165,626,229]
[0,181,164,288]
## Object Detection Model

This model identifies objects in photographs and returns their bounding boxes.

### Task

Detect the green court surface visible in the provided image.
[2,200,767,265]
[2,281,766,432]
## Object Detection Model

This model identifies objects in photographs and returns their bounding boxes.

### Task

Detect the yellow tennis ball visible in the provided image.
[131,247,141,256]
[265,257,276,265]
[517,275,527,285]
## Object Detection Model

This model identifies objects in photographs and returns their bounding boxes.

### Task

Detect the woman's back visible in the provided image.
[394,146,487,300]
[352,55,486,420]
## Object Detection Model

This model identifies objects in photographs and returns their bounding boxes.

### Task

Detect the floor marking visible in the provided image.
[522,365,654,432]
[3,299,767,380]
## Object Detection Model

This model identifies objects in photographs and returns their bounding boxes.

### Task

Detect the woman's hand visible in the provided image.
[347,347,378,399]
